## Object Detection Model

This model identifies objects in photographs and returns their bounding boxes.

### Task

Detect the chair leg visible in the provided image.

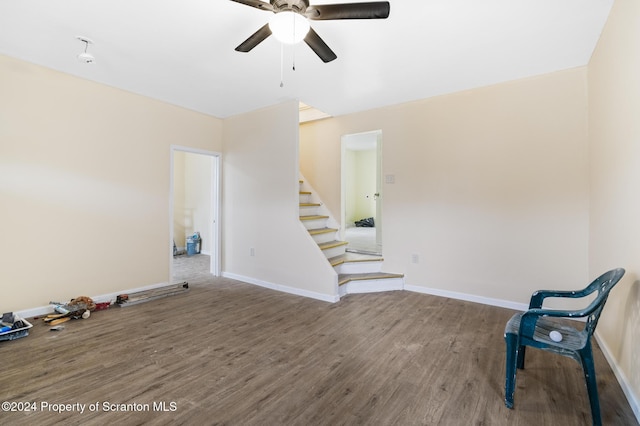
[504,332,518,408]
[580,345,602,426]
[516,345,526,369]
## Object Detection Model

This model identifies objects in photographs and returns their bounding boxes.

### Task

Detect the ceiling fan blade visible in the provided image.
[235,23,272,52]
[229,0,274,12]
[306,1,390,20]
[304,27,337,63]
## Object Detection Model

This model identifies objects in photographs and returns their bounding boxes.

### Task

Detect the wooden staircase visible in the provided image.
[299,179,404,297]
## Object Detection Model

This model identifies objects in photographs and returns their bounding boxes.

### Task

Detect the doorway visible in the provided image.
[341,130,382,255]
[170,146,221,282]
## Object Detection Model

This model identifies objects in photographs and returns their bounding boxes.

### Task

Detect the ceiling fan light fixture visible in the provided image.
[269,11,310,44]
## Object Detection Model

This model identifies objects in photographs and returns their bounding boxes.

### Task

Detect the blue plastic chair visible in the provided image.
[504,268,625,426]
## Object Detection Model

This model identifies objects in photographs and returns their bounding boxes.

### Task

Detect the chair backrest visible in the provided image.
[583,268,625,337]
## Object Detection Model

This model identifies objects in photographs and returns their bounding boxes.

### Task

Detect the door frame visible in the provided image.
[340,129,382,254]
[169,145,221,278]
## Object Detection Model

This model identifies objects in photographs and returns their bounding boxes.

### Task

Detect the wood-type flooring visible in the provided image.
[0,255,636,425]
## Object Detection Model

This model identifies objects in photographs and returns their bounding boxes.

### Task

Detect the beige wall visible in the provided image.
[222,101,337,300]
[301,67,590,304]
[0,54,222,312]
[588,0,640,413]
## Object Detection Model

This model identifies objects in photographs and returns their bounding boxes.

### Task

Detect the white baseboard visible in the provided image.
[404,284,529,312]
[15,281,176,319]
[594,332,640,423]
[222,272,339,303]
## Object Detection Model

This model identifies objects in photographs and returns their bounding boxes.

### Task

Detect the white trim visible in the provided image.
[222,272,339,303]
[16,281,174,319]
[170,145,222,157]
[338,284,348,298]
[16,305,60,320]
[404,284,529,312]
[594,332,640,423]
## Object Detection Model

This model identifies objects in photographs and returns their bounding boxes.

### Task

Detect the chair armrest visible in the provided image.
[529,289,589,309]
[522,269,624,339]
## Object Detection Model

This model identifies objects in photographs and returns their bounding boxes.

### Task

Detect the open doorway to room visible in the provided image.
[170,146,220,283]
[341,130,382,255]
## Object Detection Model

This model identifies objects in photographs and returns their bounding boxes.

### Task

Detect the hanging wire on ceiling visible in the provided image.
[292,40,297,72]
[76,36,95,64]
[279,13,304,88]
[292,12,297,72]
[280,43,284,88]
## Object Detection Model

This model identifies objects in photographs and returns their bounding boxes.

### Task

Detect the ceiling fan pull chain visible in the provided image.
[292,13,296,71]
[280,43,284,88]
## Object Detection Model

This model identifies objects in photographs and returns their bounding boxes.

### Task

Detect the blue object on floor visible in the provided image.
[186,233,201,256]
[186,238,197,256]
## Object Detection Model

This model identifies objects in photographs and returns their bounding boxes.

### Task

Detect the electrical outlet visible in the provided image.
[250,248,255,257]
[411,253,419,264]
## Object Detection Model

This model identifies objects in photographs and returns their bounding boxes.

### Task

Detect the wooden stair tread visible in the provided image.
[318,240,349,250]
[300,215,329,221]
[329,253,384,266]
[308,227,338,235]
[299,191,312,195]
[300,202,321,207]
[338,272,404,286]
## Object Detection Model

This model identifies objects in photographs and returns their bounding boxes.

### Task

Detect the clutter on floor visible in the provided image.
[44,295,97,326]
[174,232,201,256]
[355,217,375,227]
[116,282,189,307]
[0,312,33,341]
[4,283,188,337]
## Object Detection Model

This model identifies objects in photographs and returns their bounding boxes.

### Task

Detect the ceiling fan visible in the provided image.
[230,0,390,63]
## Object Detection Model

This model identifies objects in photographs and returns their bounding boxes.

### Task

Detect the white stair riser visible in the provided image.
[322,245,347,259]
[301,219,329,230]
[299,194,311,204]
[299,205,320,215]
[343,277,404,294]
[334,261,383,275]
[312,232,338,244]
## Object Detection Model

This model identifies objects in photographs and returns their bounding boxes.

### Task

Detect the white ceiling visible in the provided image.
[0,0,613,119]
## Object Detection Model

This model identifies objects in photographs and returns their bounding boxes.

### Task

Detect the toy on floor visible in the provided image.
[44,296,96,326]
